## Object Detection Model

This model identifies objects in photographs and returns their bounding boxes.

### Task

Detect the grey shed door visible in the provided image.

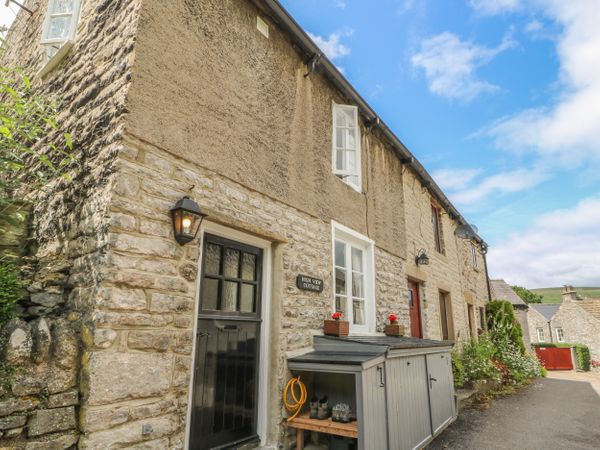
[426,352,455,435]
[360,364,388,450]
[385,355,432,450]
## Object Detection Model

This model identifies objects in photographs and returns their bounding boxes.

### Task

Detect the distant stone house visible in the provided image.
[489,279,531,349]
[1,0,489,448]
[528,287,600,360]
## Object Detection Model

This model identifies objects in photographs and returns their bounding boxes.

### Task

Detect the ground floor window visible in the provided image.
[332,222,375,334]
[536,327,545,342]
[556,327,565,343]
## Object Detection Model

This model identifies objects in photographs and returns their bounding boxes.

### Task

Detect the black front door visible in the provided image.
[190,234,263,450]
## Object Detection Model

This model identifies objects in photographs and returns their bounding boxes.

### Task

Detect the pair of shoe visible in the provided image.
[309,396,331,420]
[331,403,353,423]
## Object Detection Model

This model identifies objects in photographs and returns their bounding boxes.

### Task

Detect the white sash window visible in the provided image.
[333,103,361,191]
[332,222,375,334]
[41,0,82,59]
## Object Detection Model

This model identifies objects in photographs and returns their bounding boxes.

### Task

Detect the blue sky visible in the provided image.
[2,1,599,288]
[280,0,600,288]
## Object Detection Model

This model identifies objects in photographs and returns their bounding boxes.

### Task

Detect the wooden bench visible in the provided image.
[286,413,358,449]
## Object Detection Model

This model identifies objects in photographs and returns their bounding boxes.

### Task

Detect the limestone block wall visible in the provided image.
[552,302,600,359]
[402,168,488,341]
[527,307,550,345]
[0,318,79,448]
[79,134,408,447]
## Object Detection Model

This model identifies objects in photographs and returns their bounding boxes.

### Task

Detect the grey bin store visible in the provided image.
[287,335,456,450]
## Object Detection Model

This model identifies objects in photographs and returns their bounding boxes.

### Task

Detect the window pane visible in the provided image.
[241,284,255,312]
[336,128,345,149]
[345,128,356,150]
[334,241,346,268]
[48,16,72,39]
[222,281,238,311]
[51,0,74,13]
[352,273,364,298]
[224,248,240,278]
[353,299,365,325]
[346,175,359,187]
[336,109,348,127]
[336,149,345,171]
[346,148,356,170]
[351,247,363,272]
[335,268,346,295]
[335,295,346,314]
[202,278,219,310]
[204,243,221,275]
[241,253,256,280]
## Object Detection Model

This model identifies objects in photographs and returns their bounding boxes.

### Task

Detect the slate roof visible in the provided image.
[530,304,560,321]
[490,279,527,307]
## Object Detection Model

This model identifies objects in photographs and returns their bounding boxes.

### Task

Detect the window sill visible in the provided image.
[36,40,74,79]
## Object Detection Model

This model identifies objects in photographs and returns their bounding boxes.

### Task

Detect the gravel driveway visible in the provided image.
[427,371,600,450]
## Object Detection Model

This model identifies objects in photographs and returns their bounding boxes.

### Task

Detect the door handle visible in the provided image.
[216,323,239,332]
[429,375,437,388]
[377,365,385,387]
[197,331,210,338]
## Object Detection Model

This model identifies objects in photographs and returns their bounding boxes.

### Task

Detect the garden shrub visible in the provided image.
[451,350,467,388]
[495,341,544,382]
[0,259,22,326]
[486,300,526,354]
[456,336,501,383]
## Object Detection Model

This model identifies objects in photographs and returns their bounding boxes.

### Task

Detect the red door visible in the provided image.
[535,347,573,370]
[408,280,422,338]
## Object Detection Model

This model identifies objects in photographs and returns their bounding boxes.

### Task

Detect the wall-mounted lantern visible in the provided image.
[415,249,430,266]
[170,196,207,245]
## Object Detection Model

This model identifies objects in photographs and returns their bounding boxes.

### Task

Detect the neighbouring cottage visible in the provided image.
[1,1,490,449]
[528,286,600,360]
[489,279,531,349]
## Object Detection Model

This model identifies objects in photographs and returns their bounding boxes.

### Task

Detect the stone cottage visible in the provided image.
[528,286,600,360]
[489,279,531,349]
[0,0,490,448]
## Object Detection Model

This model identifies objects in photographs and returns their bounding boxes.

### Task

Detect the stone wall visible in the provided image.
[0,318,79,448]
[552,301,600,359]
[402,168,488,342]
[527,307,550,346]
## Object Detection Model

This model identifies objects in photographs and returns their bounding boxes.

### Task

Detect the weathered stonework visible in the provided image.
[3,0,490,448]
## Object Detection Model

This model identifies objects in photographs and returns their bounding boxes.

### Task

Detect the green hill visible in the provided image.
[530,287,600,304]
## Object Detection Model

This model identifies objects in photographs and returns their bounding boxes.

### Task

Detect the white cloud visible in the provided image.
[411,32,516,101]
[432,168,482,191]
[524,19,543,33]
[480,1,600,165]
[488,196,600,287]
[333,0,347,9]
[469,0,521,15]
[448,166,549,205]
[307,30,352,61]
[397,0,415,15]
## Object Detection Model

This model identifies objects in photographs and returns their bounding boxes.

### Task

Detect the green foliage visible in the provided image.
[530,287,600,304]
[534,343,591,371]
[0,58,76,230]
[511,285,543,304]
[451,350,467,388]
[495,341,544,383]
[486,300,526,354]
[454,336,501,384]
[0,259,22,326]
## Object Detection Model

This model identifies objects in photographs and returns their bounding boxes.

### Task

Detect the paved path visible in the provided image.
[427,371,600,450]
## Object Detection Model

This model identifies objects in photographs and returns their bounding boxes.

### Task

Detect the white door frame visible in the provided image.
[184,221,273,449]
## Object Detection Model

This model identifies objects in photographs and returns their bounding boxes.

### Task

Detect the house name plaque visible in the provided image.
[296,275,324,293]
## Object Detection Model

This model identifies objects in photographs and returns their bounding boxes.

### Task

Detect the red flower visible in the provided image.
[331,312,343,320]
[388,313,398,324]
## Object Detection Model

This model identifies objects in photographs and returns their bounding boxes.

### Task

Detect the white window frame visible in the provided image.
[470,242,478,269]
[332,103,362,192]
[556,327,565,343]
[40,0,82,53]
[331,221,375,334]
[536,327,545,342]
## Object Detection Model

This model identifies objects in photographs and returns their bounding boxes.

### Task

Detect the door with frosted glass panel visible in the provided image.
[334,239,367,330]
[189,234,262,450]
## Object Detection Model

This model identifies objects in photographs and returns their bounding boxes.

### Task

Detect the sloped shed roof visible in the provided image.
[490,279,527,307]
[530,304,560,321]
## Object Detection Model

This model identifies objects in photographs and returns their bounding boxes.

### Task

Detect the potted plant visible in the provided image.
[324,312,349,337]
[384,313,405,337]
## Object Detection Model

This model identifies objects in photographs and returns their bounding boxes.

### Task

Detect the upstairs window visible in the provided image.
[432,204,444,253]
[333,104,361,191]
[470,242,478,269]
[41,0,82,59]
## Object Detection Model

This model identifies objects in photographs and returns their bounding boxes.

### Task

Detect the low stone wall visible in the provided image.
[0,318,80,449]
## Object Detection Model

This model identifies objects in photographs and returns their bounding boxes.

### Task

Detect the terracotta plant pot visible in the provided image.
[324,319,349,337]
[384,323,405,337]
